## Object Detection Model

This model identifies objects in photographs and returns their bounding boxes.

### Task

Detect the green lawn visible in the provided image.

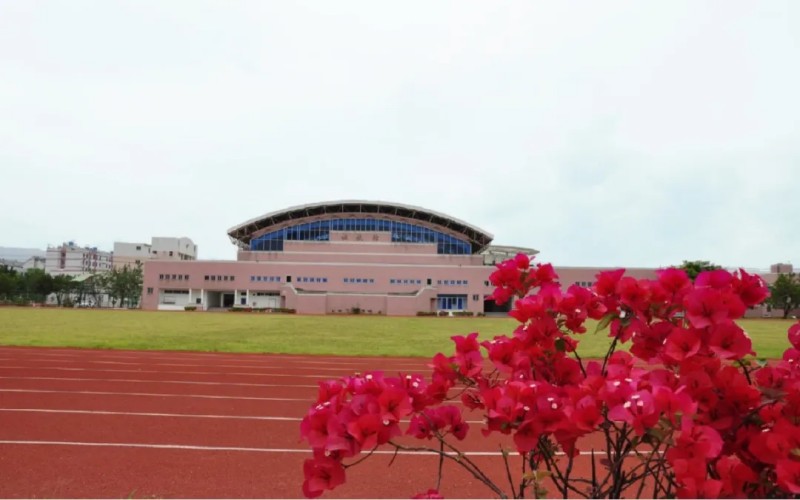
[0,307,794,359]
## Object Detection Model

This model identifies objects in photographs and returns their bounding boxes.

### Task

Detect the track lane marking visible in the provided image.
[0,366,340,379]
[0,408,483,424]
[0,376,317,388]
[0,408,300,421]
[0,348,428,365]
[0,389,308,401]
[0,440,592,456]
[0,354,427,369]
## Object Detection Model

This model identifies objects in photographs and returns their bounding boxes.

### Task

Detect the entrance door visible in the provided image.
[223,293,235,308]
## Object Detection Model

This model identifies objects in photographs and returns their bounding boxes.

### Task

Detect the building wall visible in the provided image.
[45,242,113,276]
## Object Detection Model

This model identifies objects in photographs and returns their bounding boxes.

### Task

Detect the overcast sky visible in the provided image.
[1,1,797,269]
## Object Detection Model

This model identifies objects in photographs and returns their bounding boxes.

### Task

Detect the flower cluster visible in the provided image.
[299,369,468,498]
[301,254,800,498]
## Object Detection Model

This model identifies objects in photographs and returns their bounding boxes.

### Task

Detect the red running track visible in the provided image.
[0,346,632,498]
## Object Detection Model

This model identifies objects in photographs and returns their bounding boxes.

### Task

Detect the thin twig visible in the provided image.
[344,445,379,468]
[387,440,507,499]
[500,448,517,499]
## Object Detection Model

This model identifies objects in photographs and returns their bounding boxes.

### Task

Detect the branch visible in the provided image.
[500,448,517,499]
[343,445,378,468]
[388,440,507,499]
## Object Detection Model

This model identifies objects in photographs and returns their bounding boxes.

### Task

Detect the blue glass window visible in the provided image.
[437,294,467,310]
[249,218,471,254]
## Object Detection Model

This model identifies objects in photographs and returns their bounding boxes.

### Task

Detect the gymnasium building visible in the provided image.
[140,200,658,315]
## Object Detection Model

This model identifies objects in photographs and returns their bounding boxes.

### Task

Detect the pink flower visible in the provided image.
[412,488,444,499]
[302,457,345,498]
[708,321,752,360]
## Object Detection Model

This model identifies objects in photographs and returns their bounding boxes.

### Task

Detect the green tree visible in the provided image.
[104,264,143,308]
[768,273,800,319]
[52,275,75,306]
[21,268,54,303]
[0,266,20,300]
[679,260,722,281]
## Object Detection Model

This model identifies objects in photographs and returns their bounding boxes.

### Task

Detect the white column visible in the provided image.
[188,289,192,303]
[200,288,204,310]
[246,289,249,306]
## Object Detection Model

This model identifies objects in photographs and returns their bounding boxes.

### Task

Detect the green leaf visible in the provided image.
[594,313,616,335]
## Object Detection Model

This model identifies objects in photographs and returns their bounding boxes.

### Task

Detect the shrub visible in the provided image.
[184,306,197,311]
[299,255,800,499]
[351,307,361,315]
[416,311,437,316]
[452,311,474,317]
[437,310,449,317]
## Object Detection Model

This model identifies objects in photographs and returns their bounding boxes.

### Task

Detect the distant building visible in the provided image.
[114,237,197,269]
[141,200,658,314]
[45,242,113,276]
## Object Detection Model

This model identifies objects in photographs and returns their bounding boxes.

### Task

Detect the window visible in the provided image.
[437,294,467,310]
[196,298,201,304]
[146,287,153,295]
[178,275,183,281]
[205,275,209,281]
[211,276,216,281]
[136,246,141,251]
[286,276,292,283]
[169,251,174,257]
[184,275,189,280]
[427,278,432,285]
[322,278,327,283]
[472,294,480,301]
[248,217,472,254]
[484,280,490,286]
[230,276,235,282]
[223,276,229,281]
[159,274,164,280]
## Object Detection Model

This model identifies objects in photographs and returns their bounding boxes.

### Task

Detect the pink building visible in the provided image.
[141,200,659,315]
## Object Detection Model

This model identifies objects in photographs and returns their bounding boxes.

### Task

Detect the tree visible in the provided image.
[679,260,722,281]
[0,266,19,300]
[21,268,53,303]
[769,273,800,319]
[52,275,75,306]
[104,264,143,308]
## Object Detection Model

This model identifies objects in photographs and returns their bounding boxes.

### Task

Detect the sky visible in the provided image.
[1,1,798,269]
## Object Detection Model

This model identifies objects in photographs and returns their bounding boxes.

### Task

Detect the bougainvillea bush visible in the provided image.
[300,254,800,498]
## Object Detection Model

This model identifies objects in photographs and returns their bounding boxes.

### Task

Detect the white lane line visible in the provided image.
[0,409,484,424]
[0,355,426,370]
[0,348,426,364]
[0,366,336,379]
[0,388,464,405]
[0,389,308,402]
[0,440,603,457]
[0,408,300,421]
[0,376,317,389]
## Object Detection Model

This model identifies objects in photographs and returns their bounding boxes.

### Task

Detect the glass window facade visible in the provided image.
[437,294,468,310]
[249,218,471,254]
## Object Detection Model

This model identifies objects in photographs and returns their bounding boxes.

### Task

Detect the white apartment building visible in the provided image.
[45,242,113,276]
[114,237,197,269]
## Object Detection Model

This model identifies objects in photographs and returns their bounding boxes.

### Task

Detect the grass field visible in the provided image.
[0,307,794,359]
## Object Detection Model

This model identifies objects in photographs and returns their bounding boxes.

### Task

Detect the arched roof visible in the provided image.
[227,200,494,253]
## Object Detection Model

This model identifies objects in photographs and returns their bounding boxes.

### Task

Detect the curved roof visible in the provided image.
[227,200,494,253]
